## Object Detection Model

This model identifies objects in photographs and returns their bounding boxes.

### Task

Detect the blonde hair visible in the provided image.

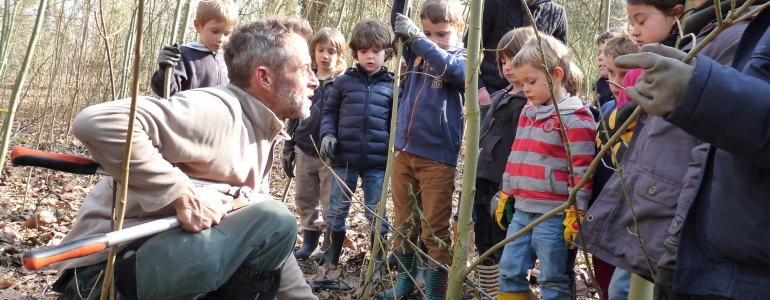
[496,27,536,77]
[565,61,583,96]
[419,0,464,27]
[512,34,571,83]
[310,28,347,74]
[604,30,640,59]
[349,19,394,62]
[196,0,239,28]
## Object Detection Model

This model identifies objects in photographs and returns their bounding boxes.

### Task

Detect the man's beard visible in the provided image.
[275,76,310,119]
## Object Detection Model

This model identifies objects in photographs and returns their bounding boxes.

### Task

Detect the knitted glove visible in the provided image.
[319,134,337,161]
[614,44,697,117]
[563,206,585,249]
[494,192,514,231]
[157,44,181,69]
[282,148,296,178]
[394,13,425,43]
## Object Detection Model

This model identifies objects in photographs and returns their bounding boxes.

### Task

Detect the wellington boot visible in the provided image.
[376,252,416,300]
[498,292,530,300]
[294,229,320,261]
[425,267,448,300]
[476,259,499,299]
[321,229,346,270]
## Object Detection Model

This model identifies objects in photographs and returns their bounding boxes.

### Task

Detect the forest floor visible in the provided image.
[0,112,600,299]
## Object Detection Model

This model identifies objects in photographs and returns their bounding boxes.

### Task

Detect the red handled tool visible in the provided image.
[10,146,265,270]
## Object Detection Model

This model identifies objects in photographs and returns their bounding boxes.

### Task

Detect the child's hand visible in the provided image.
[282,148,295,178]
[394,13,425,43]
[319,135,337,161]
[157,44,181,69]
[563,206,585,249]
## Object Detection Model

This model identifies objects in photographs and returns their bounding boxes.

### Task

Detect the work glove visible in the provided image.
[493,192,514,231]
[614,43,697,117]
[563,206,585,249]
[654,237,680,300]
[157,43,182,69]
[282,147,296,178]
[394,13,425,43]
[319,134,337,161]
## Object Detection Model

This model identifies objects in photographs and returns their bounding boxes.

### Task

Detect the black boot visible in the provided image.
[321,228,346,270]
[294,229,320,261]
[202,266,281,299]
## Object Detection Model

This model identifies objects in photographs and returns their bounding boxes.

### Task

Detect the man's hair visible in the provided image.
[419,0,464,27]
[196,0,239,28]
[603,31,640,59]
[225,16,313,88]
[565,61,583,96]
[595,27,623,46]
[496,27,536,77]
[349,19,394,62]
[513,34,571,83]
[310,27,347,74]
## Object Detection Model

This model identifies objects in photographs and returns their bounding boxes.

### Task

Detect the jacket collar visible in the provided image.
[222,84,289,142]
[524,95,584,121]
[350,64,393,82]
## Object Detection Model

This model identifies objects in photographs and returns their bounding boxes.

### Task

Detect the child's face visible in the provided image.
[500,54,518,84]
[627,4,679,47]
[597,42,608,78]
[314,41,339,74]
[194,19,233,53]
[357,46,386,74]
[513,63,562,106]
[420,19,460,51]
[605,56,629,99]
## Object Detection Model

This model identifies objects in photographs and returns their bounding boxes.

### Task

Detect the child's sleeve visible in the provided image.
[150,58,189,97]
[284,119,299,150]
[410,39,467,86]
[567,113,597,211]
[500,144,514,197]
[320,81,343,139]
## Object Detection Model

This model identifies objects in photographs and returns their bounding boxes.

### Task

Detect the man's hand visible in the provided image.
[478,88,492,106]
[157,44,182,69]
[282,148,296,178]
[319,134,337,161]
[563,206,585,249]
[394,13,425,42]
[172,185,232,232]
[614,44,697,117]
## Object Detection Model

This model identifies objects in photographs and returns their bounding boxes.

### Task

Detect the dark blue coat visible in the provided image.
[320,65,394,170]
[665,9,770,298]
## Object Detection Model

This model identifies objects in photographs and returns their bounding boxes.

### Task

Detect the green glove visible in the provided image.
[614,44,697,117]
[394,13,425,43]
[319,134,337,161]
[494,192,514,230]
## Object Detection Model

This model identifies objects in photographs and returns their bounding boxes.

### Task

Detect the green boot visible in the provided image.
[425,267,448,300]
[377,252,416,300]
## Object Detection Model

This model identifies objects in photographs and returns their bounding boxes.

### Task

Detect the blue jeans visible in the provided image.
[499,209,570,299]
[608,267,631,300]
[326,167,388,234]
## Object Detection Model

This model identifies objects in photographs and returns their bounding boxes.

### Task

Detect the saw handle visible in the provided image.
[11,147,99,175]
[23,234,108,270]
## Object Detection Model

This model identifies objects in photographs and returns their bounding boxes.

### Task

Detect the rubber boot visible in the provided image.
[376,252,416,300]
[425,267,448,300]
[369,232,387,280]
[476,258,499,299]
[294,229,320,261]
[321,229,346,270]
[497,292,530,300]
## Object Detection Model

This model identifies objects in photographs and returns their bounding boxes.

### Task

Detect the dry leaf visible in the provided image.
[22,211,57,229]
[0,279,13,289]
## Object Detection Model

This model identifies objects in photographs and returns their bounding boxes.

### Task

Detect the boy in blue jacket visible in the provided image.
[381,0,466,298]
[150,0,237,97]
[317,19,393,277]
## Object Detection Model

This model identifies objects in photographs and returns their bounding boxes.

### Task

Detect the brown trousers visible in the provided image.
[294,149,333,231]
[390,150,456,266]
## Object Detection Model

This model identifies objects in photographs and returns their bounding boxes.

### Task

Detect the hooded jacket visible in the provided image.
[476,85,528,185]
[150,42,228,97]
[501,96,596,214]
[320,65,394,170]
[286,74,338,157]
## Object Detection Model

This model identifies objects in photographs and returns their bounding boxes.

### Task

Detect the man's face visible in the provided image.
[274,34,319,119]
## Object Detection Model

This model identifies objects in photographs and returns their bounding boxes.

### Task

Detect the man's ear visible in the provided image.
[253,66,272,91]
[552,67,565,84]
[193,19,202,33]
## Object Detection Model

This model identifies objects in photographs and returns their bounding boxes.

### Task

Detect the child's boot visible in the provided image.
[376,252,416,300]
[294,229,320,261]
[498,292,530,300]
[476,258,499,299]
[320,228,346,269]
[425,266,448,300]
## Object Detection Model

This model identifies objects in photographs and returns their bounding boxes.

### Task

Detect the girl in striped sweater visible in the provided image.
[496,35,597,300]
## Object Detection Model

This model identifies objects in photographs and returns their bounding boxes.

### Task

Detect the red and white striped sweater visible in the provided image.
[501,96,596,214]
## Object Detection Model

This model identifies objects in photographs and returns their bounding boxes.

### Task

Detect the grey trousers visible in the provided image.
[294,149,333,231]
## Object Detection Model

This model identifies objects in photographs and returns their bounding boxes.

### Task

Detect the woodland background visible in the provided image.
[0,0,629,298]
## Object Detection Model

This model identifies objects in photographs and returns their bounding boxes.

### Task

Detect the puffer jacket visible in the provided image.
[285,74,338,157]
[476,85,528,185]
[320,64,394,170]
